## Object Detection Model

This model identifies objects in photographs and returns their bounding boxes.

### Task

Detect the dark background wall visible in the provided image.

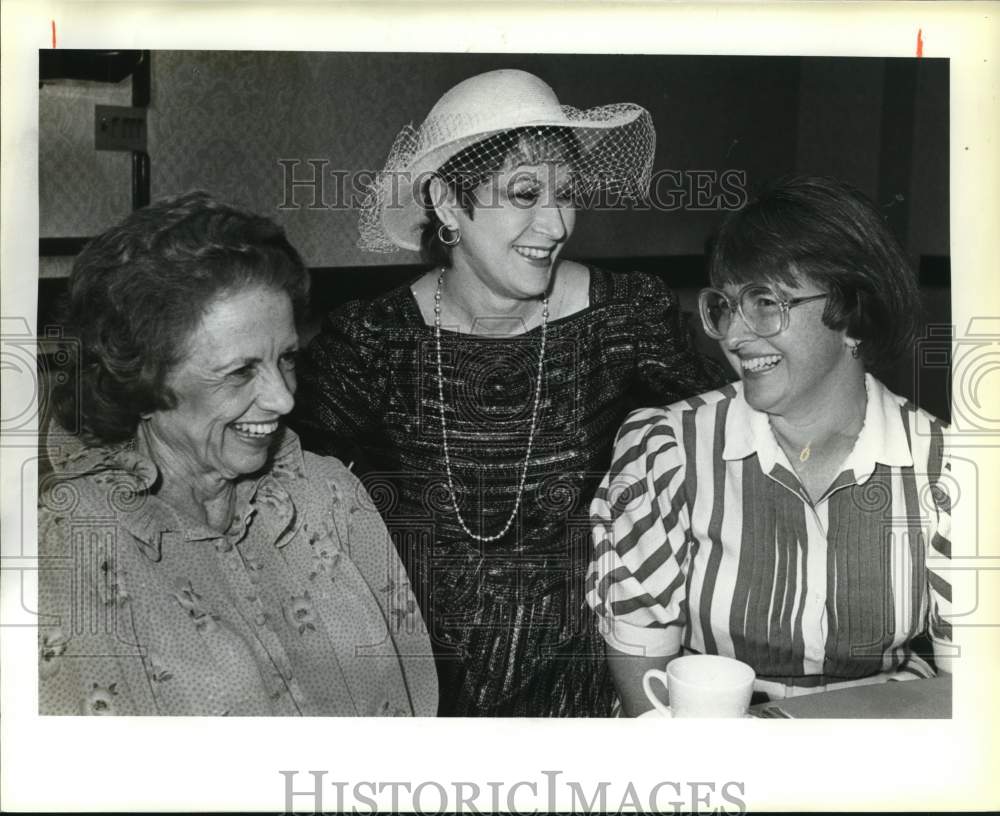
[38,51,950,417]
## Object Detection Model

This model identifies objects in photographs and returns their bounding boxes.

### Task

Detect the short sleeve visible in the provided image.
[631,273,732,404]
[291,299,389,463]
[586,407,693,658]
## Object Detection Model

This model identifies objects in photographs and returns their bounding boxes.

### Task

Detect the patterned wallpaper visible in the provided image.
[39,52,949,269]
[39,79,133,237]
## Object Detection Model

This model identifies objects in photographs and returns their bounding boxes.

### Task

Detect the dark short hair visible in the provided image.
[53,191,309,444]
[708,175,920,372]
[419,126,582,268]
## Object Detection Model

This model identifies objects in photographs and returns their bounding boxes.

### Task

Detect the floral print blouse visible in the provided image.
[38,429,437,716]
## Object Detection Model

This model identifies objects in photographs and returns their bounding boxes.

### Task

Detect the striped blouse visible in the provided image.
[587,375,953,699]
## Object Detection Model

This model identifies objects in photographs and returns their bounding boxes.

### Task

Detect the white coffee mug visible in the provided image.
[642,654,755,718]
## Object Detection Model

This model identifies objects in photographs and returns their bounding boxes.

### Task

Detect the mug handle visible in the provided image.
[641,669,672,717]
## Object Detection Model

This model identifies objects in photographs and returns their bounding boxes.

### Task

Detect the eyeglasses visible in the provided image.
[698,284,829,340]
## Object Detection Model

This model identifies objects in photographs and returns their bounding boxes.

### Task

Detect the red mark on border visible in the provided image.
[51,20,56,48]
[916,28,923,57]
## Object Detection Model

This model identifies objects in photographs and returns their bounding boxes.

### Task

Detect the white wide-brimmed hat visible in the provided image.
[358,69,656,252]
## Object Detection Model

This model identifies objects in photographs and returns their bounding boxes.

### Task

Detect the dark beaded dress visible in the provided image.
[291,266,730,716]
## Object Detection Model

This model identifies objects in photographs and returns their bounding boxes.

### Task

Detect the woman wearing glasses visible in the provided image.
[588,176,953,715]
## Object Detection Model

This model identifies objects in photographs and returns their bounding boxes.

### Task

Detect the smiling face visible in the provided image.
[144,286,298,484]
[717,274,855,421]
[447,162,576,301]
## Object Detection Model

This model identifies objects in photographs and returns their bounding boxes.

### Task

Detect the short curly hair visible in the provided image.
[708,175,920,373]
[53,191,309,444]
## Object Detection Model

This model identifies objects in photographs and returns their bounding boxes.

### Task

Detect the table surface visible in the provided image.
[752,674,952,719]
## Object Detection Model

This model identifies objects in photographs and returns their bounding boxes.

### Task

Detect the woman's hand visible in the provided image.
[606,644,679,717]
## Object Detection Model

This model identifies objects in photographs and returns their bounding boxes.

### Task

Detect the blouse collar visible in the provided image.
[722,374,915,483]
[49,427,307,560]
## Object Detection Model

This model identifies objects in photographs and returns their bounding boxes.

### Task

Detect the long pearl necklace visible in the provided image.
[433,270,548,543]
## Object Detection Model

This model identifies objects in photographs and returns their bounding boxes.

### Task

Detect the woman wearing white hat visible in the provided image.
[293,69,728,716]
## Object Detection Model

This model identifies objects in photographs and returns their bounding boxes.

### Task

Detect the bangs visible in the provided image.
[709,187,829,291]
[438,126,582,193]
[501,128,581,171]
[709,235,806,291]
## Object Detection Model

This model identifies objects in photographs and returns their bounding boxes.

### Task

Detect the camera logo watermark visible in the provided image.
[914,318,1000,438]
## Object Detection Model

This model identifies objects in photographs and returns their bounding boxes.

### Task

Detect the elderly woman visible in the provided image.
[292,69,728,716]
[38,192,436,716]
[588,176,953,715]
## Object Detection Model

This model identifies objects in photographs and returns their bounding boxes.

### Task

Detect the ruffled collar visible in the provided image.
[47,427,307,560]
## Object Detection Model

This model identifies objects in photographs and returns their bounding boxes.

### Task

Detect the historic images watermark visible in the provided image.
[279,769,748,814]
[276,160,749,213]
